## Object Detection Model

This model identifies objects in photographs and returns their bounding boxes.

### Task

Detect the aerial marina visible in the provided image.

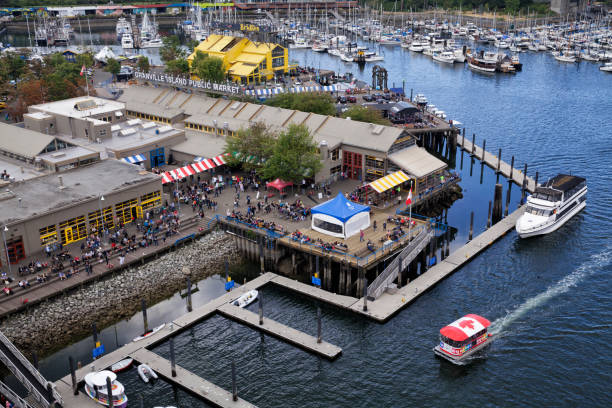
[0,1,609,407]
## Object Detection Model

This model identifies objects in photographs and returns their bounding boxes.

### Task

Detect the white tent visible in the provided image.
[94,46,117,64]
[310,193,371,239]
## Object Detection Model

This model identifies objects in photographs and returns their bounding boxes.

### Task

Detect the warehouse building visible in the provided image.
[0,160,162,266]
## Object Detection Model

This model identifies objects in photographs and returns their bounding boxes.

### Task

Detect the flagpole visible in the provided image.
[408,193,412,241]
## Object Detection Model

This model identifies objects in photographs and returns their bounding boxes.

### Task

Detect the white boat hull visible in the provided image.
[516,201,585,238]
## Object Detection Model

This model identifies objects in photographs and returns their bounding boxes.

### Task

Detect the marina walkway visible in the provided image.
[457,134,537,192]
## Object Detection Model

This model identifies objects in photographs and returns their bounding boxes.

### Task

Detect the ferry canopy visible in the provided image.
[311,193,370,238]
[440,314,491,342]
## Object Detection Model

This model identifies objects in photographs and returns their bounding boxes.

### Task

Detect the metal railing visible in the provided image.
[222,216,286,239]
[366,227,434,300]
[0,379,32,408]
[0,331,62,406]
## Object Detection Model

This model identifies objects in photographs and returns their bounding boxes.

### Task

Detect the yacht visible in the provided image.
[515,174,586,238]
[121,33,134,49]
[141,37,163,48]
[432,51,455,64]
[467,50,498,73]
[599,62,612,72]
[553,51,576,63]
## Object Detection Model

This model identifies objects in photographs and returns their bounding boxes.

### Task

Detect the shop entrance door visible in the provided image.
[150,148,165,168]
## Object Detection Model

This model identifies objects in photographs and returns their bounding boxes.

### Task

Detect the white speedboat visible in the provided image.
[84,370,128,408]
[515,174,586,238]
[137,364,159,383]
[600,62,612,72]
[121,33,133,49]
[365,54,384,62]
[553,52,576,63]
[132,323,165,342]
[141,38,163,48]
[433,51,455,64]
[231,289,258,308]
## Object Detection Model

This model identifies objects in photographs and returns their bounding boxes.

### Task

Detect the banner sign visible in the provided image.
[211,21,272,33]
[134,71,243,95]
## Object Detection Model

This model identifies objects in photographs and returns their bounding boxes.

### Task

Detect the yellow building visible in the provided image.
[187,34,291,84]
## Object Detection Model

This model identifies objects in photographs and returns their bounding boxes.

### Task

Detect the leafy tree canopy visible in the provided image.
[225,122,275,170]
[192,51,225,82]
[261,124,322,183]
[341,105,391,125]
[160,35,186,63]
[165,58,190,76]
[265,92,336,116]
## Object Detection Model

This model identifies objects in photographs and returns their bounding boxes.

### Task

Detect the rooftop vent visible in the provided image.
[372,125,384,135]
[120,128,137,136]
[74,99,97,111]
[230,102,240,110]
[51,152,66,158]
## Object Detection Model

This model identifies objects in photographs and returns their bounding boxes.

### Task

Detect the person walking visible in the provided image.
[360,229,364,242]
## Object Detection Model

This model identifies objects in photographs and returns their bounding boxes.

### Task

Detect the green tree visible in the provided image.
[165,58,190,76]
[160,35,186,64]
[261,124,322,183]
[265,92,336,116]
[341,105,391,125]
[505,0,520,13]
[76,52,94,69]
[225,122,275,169]
[0,52,27,82]
[105,58,121,81]
[137,56,151,73]
[192,51,225,82]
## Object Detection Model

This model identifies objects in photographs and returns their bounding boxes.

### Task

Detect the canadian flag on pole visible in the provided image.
[80,65,86,76]
[405,188,413,205]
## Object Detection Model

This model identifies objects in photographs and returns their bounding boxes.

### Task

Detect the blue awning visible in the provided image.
[311,193,370,223]
[122,154,146,164]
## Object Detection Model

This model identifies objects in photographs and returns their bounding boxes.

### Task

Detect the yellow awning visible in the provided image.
[369,170,410,194]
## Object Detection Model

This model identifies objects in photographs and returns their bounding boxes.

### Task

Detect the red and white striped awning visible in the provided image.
[161,172,173,184]
[212,154,228,166]
[193,159,215,171]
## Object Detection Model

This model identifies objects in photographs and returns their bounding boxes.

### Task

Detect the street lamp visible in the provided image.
[2,225,11,276]
[99,195,105,234]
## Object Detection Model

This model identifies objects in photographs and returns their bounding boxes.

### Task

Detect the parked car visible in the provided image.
[347,96,357,103]
[337,96,347,104]
[362,94,373,102]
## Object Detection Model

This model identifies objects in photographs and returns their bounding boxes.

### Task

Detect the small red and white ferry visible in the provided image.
[434,314,493,364]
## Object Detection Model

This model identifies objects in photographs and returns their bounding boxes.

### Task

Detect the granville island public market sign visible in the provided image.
[134,71,243,95]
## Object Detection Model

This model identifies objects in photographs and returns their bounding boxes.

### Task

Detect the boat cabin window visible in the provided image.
[533,188,561,202]
[441,328,487,348]
[526,206,552,217]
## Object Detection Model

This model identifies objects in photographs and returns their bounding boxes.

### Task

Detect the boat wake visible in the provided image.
[489,247,612,335]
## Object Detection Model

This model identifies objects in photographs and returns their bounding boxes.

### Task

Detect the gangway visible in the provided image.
[0,331,62,407]
[366,226,434,300]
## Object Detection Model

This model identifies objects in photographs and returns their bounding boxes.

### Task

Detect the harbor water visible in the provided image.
[3,36,612,406]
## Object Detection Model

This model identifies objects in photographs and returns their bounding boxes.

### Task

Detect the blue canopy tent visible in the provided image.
[311,193,371,239]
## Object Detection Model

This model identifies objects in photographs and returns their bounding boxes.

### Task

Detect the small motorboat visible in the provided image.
[434,314,493,365]
[132,323,165,342]
[231,289,258,308]
[138,364,159,383]
[84,370,128,408]
[110,358,133,373]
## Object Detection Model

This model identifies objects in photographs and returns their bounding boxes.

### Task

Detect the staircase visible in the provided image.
[366,227,434,300]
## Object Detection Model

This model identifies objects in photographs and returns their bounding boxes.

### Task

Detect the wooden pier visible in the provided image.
[457,134,537,193]
[217,303,341,360]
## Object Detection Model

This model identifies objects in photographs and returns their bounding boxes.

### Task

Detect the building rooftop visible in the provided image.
[0,160,160,226]
[0,123,58,160]
[30,96,124,119]
[36,146,99,165]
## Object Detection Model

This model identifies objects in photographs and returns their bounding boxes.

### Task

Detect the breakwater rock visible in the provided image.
[0,231,238,356]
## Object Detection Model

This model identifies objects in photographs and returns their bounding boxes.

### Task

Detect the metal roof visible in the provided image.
[0,123,57,159]
[388,145,447,178]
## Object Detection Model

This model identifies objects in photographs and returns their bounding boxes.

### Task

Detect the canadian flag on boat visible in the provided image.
[80,65,85,76]
[405,188,413,205]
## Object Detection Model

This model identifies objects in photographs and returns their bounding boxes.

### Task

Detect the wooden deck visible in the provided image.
[457,134,537,192]
[279,211,428,268]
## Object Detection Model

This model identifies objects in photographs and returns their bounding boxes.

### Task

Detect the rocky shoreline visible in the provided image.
[0,231,238,356]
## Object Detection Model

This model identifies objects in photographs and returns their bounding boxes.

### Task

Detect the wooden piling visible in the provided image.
[497,148,502,173]
[471,133,476,155]
[259,238,265,274]
[170,337,176,377]
[105,377,113,408]
[445,229,450,257]
[487,200,492,229]
[397,255,403,288]
[505,181,512,217]
[231,360,237,402]
[493,184,503,225]
[363,278,368,311]
[141,299,148,334]
[258,292,263,325]
[469,211,474,241]
[510,156,515,179]
[535,171,539,187]
[31,350,38,369]
[316,307,322,344]
[186,277,192,312]
[69,356,77,396]
[482,139,486,161]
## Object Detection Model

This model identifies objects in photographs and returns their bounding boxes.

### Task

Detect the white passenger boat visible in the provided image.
[515,174,586,238]
[553,52,576,63]
[433,51,455,64]
[121,33,133,49]
[137,364,159,383]
[132,323,165,342]
[600,62,612,72]
[434,314,493,365]
[141,37,163,48]
[231,289,258,308]
[84,370,128,408]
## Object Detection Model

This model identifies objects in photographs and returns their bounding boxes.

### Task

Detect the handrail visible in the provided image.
[222,216,286,239]
[367,227,434,299]
[0,330,62,406]
[0,379,32,408]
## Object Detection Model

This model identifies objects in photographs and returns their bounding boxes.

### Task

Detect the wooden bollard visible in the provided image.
[487,200,492,229]
[316,306,322,344]
[186,277,192,312]
[510,156,515,179]
[69,356,78,396]
[141,299,148,334]
[231,360,237,401]
[482,139,486,161]
[105,377,113,408]
[258,292,263,325]
[493,184,503,224]
[170,337,176,377]
[497,148,502,173]
[469,211,474,241]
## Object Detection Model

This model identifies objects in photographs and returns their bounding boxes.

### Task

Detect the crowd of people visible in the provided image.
[289,230,348,253]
